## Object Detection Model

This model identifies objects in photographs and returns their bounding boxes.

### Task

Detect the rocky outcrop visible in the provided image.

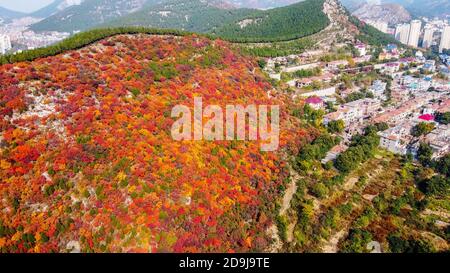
[353,3,411,25]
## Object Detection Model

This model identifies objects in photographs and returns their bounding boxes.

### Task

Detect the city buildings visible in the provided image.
[0,34,11,55]
[355,43,367,57]
[407,20,422,47]
[422,26,434,48]
[369,80,387,101]
[378,122,415,155]
[439,25,450,53]
[305,96,325,110]
[395,23,410,45]
[324,98,381,126]
[424,124,450,159]
[393,19,450,50]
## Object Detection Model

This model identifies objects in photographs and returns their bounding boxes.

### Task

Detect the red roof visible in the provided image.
[306,96,323,104]
[419,114,434,121]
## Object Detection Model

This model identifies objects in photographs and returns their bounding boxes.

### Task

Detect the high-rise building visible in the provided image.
[422,27,434,48]
[407,20,422,47]
[439,25,450,53]
[0,35,12,55]
[395,24,410,45]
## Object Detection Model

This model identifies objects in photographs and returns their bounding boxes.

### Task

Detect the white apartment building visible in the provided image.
[0,34,12,55]
[407,20,422,47]
[369,80,387,100]
[422,27,434,48]
[323,98,381,126]
[395,23,410,45]
[425,124,450,159]
[439,25,450,53]
[378,122,415,155]
[299,86,336,98]
[355,43,367,57]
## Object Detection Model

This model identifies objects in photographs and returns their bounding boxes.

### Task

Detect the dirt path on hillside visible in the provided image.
[267,160,302,251]
[322,229,347,253]
[280,164,300,216]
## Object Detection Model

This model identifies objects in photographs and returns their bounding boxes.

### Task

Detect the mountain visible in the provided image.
[103,0,256,33]
[353,3,411,25]
[29,0,155,32]
[29,0,85,19]
[339,0,366,11]
[228,0,303,9]
[395,0,450,17]
[213,0,329,42]
[0,6,26,22]
[0,31,309,253]
[341,0,450,18]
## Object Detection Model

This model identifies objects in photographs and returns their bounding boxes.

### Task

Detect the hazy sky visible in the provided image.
[0,0,54,13]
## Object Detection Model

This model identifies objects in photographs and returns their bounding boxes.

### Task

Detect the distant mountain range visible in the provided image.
[30,0,153,32]
[342,0,450,18]
[353,3,411,25]
[103,0,328,42]
[0,6,26,22]
[29,0,84,18]
[1,0,306,26]
[4,0,442,37]
[397,0,450,18]
[27,0,328,39]
[2,0,446,33]
[228,0,303,9]
[102,0,256,33]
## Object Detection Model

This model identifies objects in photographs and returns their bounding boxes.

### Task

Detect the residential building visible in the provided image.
[355,43,367,57]
[326,60,349,69]
[407,20,422,47]
[0,34,12,55]
[282,62,320,73]
[395,23,410,45]
[424,124,450,159]
[321,144,348,164]
[305,97,324,110]
[298,86,336,98]
[439,25,450,53]
[324,98,381,126]
[369,80,387,100]
[422,27,434,48]
[378,122,415,155]
[423,60,436,73]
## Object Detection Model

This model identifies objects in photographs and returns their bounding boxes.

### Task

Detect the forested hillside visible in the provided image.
[0,27,192,65]
[103,0,256,33]
[29,0,154,33]
[213,0,329,42]
[0,33,313,253]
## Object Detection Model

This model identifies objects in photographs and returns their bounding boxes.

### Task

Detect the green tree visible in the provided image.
[423,175,449,197]
[311,183,329,199]
[435,112,450,125]
[327,120,345,134]
[411,122,435,137]
[417,143,433,166]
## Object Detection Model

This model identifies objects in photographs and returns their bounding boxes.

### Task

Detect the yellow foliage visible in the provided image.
[0,160,11,170]
[139,129,151,137]
[116,171,127,182]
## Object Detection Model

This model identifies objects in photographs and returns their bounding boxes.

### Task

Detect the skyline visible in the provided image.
[0,0,53,13]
